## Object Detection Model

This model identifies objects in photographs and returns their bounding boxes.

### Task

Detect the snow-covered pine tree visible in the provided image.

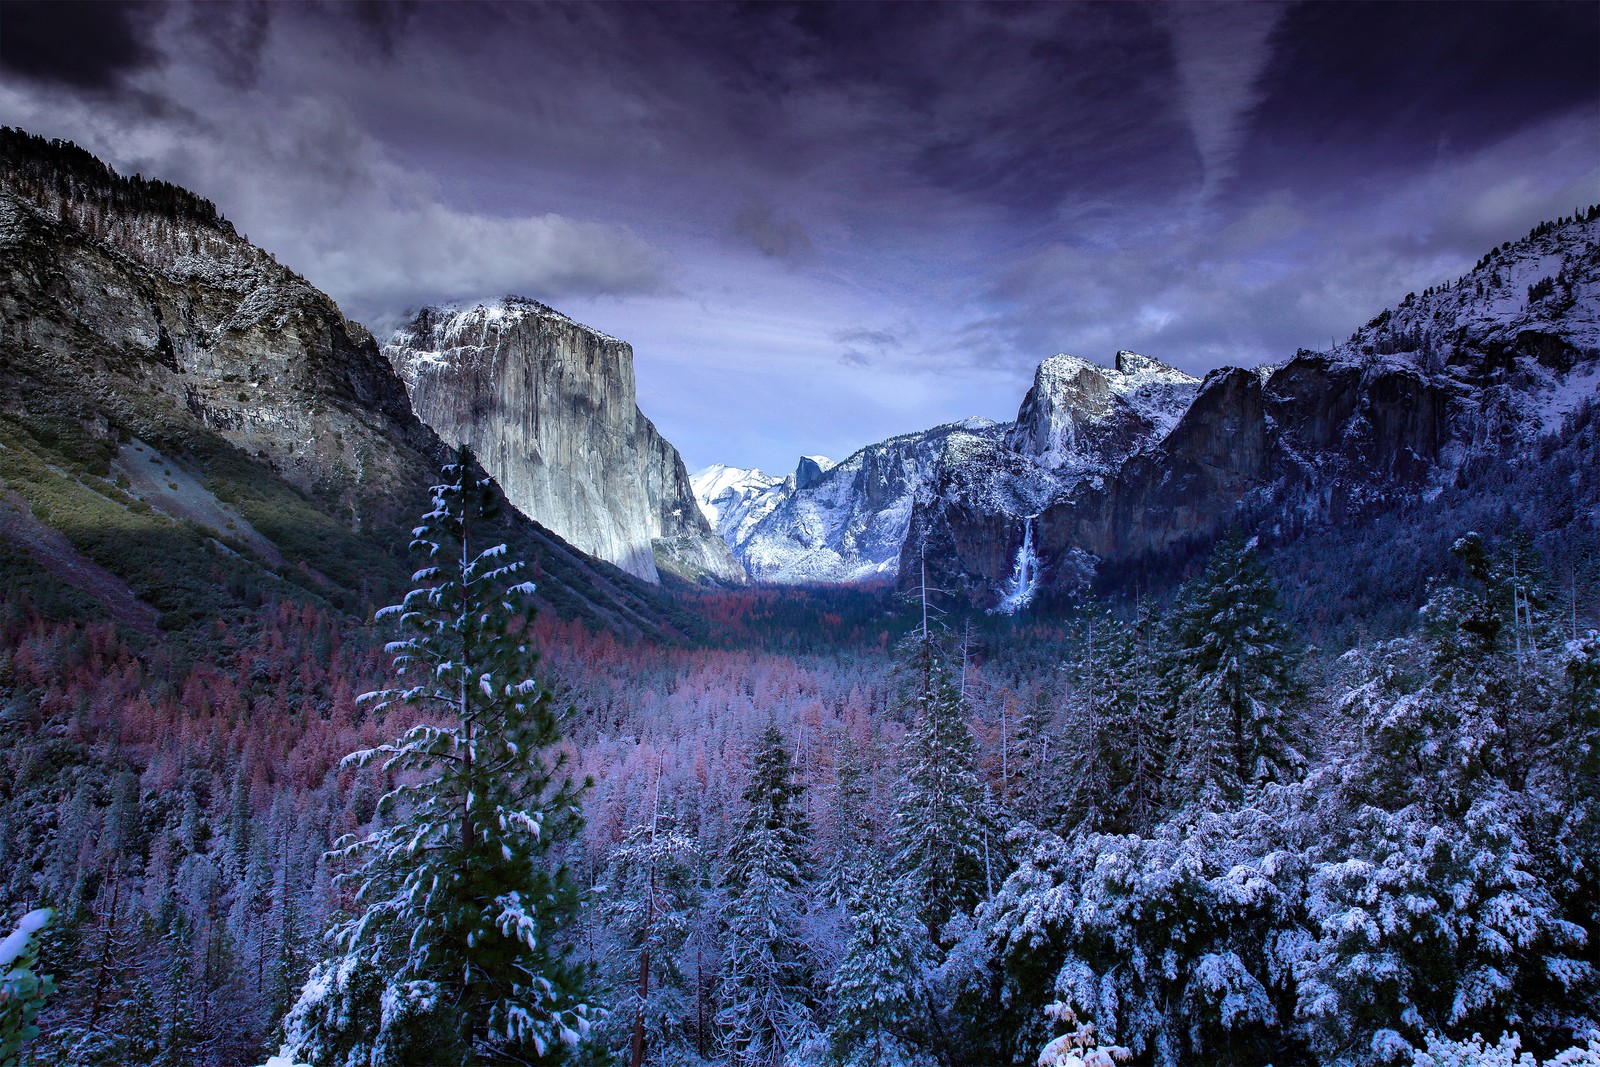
[819,740,873,908]
[890,633,994,947]
[1298,535,1595,1061]
[718,724,816,1067]
[598,799,701,1067]
[0,908,56,1064]
[281,446,591,1067]
[825,853,932,1067]
[1057,603,1168,835]
[1165,533,1305,810]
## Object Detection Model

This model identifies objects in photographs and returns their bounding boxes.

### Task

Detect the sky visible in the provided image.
[2,1,1597,474]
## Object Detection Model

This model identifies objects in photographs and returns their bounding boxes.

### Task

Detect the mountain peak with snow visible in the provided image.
[1005,350,1199,474]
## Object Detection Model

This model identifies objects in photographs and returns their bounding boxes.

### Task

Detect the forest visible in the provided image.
[1,404,1597,1067]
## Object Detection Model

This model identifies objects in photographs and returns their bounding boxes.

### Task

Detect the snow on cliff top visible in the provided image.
[1328,216,1600,373]
[1030,350,1200,438]
[391,296,626,355]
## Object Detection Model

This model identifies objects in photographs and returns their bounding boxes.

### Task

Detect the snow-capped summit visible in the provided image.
[1004,351,1199,473]
[698,420,1007,583]
[389,297,623,374]
[691,464,783,527]
[702,212,1600,603]
[794,455,834,490]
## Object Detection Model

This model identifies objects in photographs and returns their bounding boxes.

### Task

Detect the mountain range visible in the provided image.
[0,128,711,643]
[695,212,1600,609]
[3,125,1597,629]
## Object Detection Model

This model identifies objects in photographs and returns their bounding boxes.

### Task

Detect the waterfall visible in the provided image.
[994,515,1040,615]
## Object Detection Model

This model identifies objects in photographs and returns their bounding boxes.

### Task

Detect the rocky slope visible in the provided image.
[386,299,743,585]
[696,418,1006,583]
[0,128,697,641]
[692,463,785,533]
[698,351,1197,586]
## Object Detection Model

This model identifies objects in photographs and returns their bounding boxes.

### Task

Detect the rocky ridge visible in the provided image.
[697,211,1600,607]
[914,211,1600,605]
[0,128,697,640]
[696,418,1005,583]
[698,350,1197,587]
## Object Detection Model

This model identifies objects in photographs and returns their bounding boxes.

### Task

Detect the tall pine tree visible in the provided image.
[598,802,701,1067]
[825,853,932,1067]
[1165,534,1304,810]
[1058,603,1168,835]
[718,724,816,1067]
[281,447,591,1066]
[890,634,994,947]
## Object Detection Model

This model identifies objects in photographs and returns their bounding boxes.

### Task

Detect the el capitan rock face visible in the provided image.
[0,129,703,642]
[385,299,743,584]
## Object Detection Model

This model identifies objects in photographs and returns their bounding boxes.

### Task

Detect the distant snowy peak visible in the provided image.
[916,210,1600,608]
[795,455,834,490]
[691,463,782,526]
[712,419,1004,584]
[1004,350,1199,473]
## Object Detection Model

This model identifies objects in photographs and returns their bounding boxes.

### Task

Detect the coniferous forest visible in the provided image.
[3,424,1597,1066]
[2,4,1599,1065]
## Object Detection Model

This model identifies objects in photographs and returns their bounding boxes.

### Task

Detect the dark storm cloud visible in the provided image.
[178,1,273,90]
[1242,1,1600,190]
[0,0,160,90]
[1,0,1594,471]
[343,0,421,57]
[835,327,901,368]
[327,2,1201,229]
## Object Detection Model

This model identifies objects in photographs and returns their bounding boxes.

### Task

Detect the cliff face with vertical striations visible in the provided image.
[384,298,744,584]
[0,128,702,642]
[909,214,1600,606]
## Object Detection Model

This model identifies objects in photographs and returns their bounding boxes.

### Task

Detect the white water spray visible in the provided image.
[994,515,1040,615]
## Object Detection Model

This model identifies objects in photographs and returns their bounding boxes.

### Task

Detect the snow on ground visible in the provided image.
[1538,361,1600,432]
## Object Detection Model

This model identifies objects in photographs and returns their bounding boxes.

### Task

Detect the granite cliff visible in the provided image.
[692,212,1600,609]
[385,299,743,584]
[908,212,1600,605]
[0,128,697,640]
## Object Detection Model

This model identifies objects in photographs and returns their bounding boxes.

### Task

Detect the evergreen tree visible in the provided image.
[1299,536,1595,1059]
[598,804,700,1067]
[281,447,592,1066]
[825,854,932,1067]
[0,909,56,1065]
[819,741,873,908]
[718,724,815,1067]
[890,634,993,946]
[1058,603,1167,835]
[1166,534,1305,809]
